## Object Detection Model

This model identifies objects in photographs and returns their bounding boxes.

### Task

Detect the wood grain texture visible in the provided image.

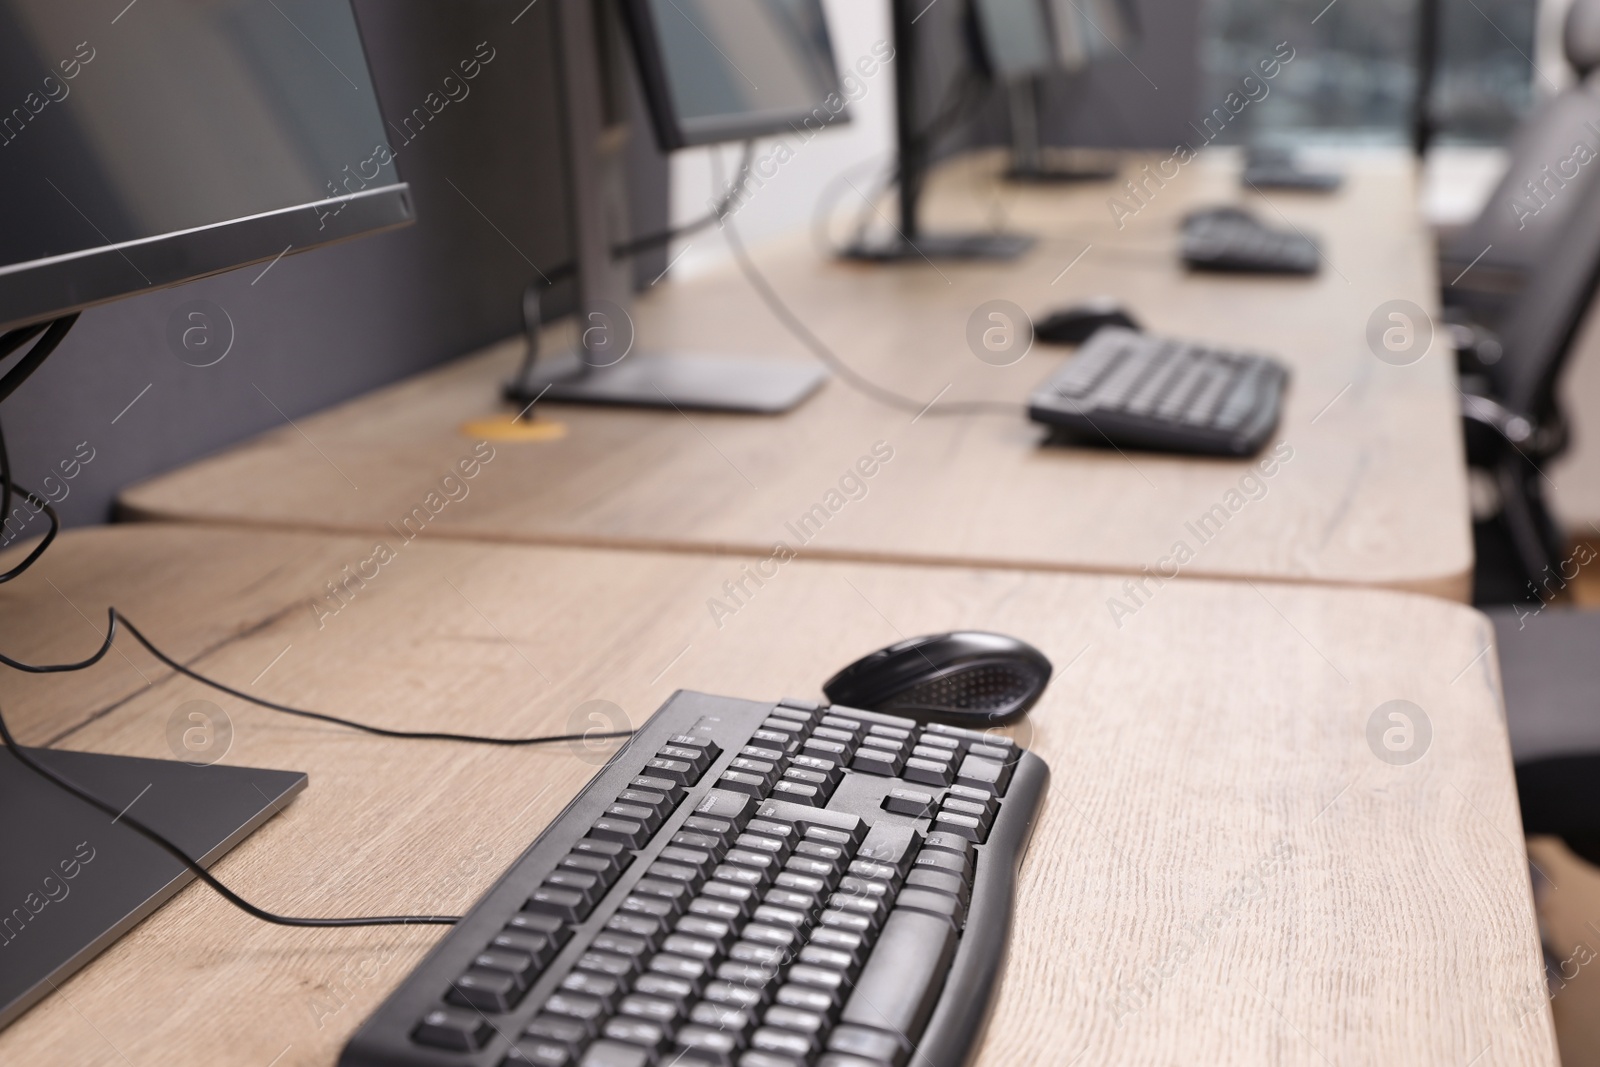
[119,149,1474,600]
[0,526,1548,1065]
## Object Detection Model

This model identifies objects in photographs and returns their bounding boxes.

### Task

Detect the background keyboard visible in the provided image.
[1180,214,1320,275]
[1027,327,1289,457]
[339,691,1049,1067]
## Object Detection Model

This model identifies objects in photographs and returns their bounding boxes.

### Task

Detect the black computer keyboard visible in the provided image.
[339,691,1048,1067]
[1027,327,1288,457]
[1180,209,1320,275]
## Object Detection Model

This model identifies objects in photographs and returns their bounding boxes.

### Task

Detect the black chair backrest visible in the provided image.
[1491,164,1600,421]
[1441,0,1600,286]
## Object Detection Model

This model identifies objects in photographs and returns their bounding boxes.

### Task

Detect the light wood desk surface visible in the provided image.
[120,150,1473,600]
[0,525,1548,1065]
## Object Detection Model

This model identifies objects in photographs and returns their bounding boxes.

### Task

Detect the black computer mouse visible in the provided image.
[822,632,1052,727]
[1032,298,1142,346]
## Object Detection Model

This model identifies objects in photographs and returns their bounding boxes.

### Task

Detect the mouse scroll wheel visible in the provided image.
[881,664,1039,714]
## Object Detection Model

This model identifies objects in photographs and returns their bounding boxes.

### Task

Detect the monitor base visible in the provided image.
[840,232,1036,263]
[505,350,828,415]
[0,749,306,1031]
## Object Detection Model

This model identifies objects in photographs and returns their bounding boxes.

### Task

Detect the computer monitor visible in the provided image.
[840,0,1038,263]
[1000,0,1142,183]
[504,0,844,414]
[0,0,412,331]
[0,0,408,1032]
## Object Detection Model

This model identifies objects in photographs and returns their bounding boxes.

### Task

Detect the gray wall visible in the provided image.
[1,0,668,536]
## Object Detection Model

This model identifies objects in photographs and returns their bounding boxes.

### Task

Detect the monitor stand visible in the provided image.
[839,0,1036,266]
[1002,79,1121,184]
[502,286,826,415]
[0,748,306,1031]
[527,0,828,416]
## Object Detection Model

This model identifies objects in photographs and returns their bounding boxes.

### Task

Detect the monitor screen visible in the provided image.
[973,0,1056,81]
[0,0,411,331]
[623,0,847,150]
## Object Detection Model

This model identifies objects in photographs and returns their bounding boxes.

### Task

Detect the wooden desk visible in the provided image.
[120,150,1473,600]
[0,526,1549,1064]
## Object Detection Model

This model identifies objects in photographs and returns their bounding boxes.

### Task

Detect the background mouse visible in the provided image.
[823,631,1052,727]
[1032,298,1142,346]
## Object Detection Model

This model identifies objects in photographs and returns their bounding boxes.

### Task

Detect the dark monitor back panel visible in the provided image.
[0,0,410,329]
[622,0,847,149]
[0,748,306,1031]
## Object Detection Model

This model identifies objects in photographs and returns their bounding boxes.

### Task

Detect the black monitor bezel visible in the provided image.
[617,0,849,151]
[0,184,413,333]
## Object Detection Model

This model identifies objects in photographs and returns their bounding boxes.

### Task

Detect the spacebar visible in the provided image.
[839,907,958,1039]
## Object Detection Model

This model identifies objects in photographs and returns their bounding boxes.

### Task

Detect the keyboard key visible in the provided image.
[646,756,697,786]
[808,926,864,966]
[545,992,608,1030]
[571,837,631,877]
[739,1051,804,1067]
[648,859,707,893]
[920,831,975,858]
[618,993,682,1025]
[632,877,693,915]
[577,950,640,981]
[674,1024,742,1060]
[528,884,589,922]
[449,968,521,1011]
[882,788,936,817]
[504,1037,574,1065]
[631,774,685,806]
[592,931,651,959]
[701,879,758,916]
[602,1017,666,1049]
[742,922,800,949]
[775,981,839,1016]
[825,1024,905,1062]
[683,814,740,850]
[720,958,779,988]
[932,810,985,843]
[764,1005,825,1035]
[579,1039,653,1066]
[660,743,714,774]
[954,754,1012,796]
[901,757,954,787]
[913,844,973,878]
[798,943,855,973]
[839,908,958,1039]
[720,769,770,798]
[849,748,903,776]
[562,971,624,1011]
[494,929,557,966]
[414,1007,494,1051]
[905,865,971,906]
[704,979,765,1010]
[771,780,822,805]
[897,886,966,928]
[528,1013,592,1049]
[635,972,695,1009]
[607,909,668,949]
[751,1027,817,1058]
[649,953,711,991]
[546,869,604,905]
[856,824,921,875]
[591,817,649,849]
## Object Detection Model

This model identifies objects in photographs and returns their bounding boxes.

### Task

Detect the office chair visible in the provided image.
[1490,607,1600,870]
[1440,0,1600,328]
[1458,128,1600,603]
